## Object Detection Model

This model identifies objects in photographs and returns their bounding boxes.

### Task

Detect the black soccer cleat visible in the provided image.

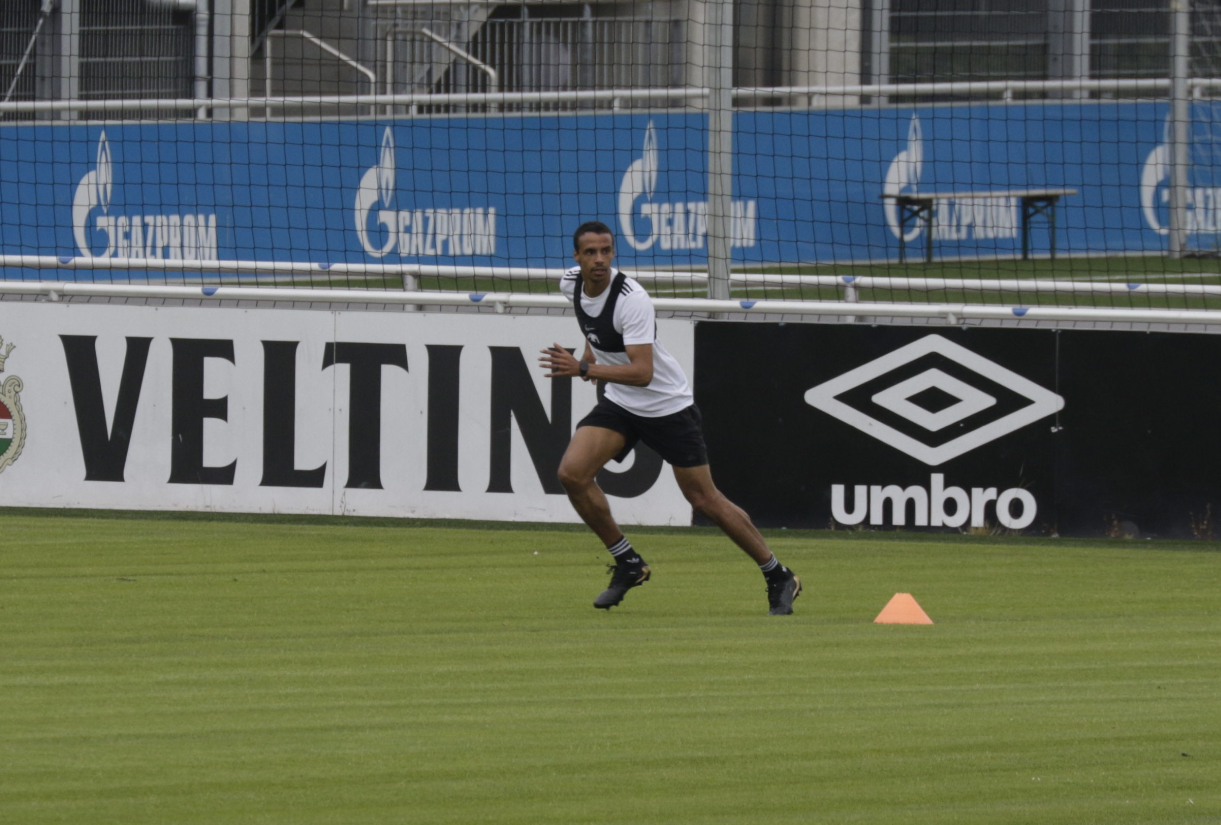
[593,560,651,610]
[766,567,802,616]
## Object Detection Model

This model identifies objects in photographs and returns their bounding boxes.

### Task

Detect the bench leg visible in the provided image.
[1021,198,1031,260]
[925,205,934,264]
[1050,202,1057,260]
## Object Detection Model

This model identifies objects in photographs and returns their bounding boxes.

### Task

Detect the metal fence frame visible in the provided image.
[1,64,1218,311]
[4,277,1221,328]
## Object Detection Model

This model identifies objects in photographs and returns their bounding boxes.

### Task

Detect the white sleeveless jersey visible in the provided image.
[561,266,693,417]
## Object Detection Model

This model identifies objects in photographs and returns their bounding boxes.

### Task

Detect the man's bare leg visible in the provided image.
[672,464,772,563]
[673,463,801,615]
[556,425,628,545]
[557,426,652,609]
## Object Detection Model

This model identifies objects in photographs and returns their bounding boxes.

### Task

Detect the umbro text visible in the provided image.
[831,473,1036,530]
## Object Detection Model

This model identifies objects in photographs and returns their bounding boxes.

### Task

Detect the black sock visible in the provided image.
[607,536,644,566]
[759,556,787,579]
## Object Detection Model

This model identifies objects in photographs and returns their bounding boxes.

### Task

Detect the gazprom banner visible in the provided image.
[0,101,1204,273]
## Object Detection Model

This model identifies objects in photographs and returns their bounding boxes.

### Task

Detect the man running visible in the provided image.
[538,221,801,615]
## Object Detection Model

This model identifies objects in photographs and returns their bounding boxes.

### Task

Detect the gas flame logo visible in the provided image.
[883,116,923,242]
[1140,117,1172,236]
[72,131,114,257]
[355,126,398,258]
[95,133,112,212]
[618,121,660,250]
[377,128,395,209]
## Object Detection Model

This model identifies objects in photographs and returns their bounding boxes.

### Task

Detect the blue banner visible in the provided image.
[0,101,1204,278]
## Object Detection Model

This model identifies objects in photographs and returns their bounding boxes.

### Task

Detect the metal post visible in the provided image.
[57,0,79,121]
[1048,0,1090,99]
[1169,0,1191,259]
[228,0,250,121]
[210,0,233,120]
[196,0,211,119]
[869,0,891,105]
[706,0,734,300]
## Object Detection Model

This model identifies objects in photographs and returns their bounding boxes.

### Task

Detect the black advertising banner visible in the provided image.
[694,323,1221,539]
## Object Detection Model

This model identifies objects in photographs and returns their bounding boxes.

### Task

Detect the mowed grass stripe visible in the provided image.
[1,515,1218,824]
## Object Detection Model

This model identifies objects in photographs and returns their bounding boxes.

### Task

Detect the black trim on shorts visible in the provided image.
[577,397,709,468]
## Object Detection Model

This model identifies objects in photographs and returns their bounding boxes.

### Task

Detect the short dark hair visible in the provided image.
[573,221,615,251]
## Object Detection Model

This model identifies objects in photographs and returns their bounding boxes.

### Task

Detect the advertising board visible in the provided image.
[695,322,1221,538]
[0,303,692,524]
[0,100,1206,273]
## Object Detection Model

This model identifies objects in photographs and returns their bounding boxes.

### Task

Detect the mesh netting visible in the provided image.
[0,1,1219,312]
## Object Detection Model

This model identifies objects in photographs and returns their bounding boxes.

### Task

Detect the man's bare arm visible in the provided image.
[538,342,653,387]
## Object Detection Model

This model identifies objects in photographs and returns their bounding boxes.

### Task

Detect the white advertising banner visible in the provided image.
[0,303,694,525]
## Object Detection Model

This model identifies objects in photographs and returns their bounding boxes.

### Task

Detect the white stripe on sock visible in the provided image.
[607,537,632,557]
[759,557,780,573]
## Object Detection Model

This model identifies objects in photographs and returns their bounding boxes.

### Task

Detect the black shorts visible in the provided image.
[577,397,709,468]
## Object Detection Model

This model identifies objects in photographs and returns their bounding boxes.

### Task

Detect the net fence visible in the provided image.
[1,0,1221,314]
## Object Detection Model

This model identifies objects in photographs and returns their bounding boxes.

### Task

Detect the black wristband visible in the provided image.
[578,360,590,378]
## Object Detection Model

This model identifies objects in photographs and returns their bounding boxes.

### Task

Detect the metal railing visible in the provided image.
[3,277,1221,328]
[78,0,194,105]
[2,0,54,105]
[417,25,499,98]
[4,75,1221,118]
[0,85,707,116]
[264,29,378,116]
[250,0,299,56]
[473,16,682,97]
[380,15,684,113]
[4,254,1221,297]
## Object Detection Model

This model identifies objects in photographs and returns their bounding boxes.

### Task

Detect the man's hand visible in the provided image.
[539,343,580,379]
[540,342,651,386]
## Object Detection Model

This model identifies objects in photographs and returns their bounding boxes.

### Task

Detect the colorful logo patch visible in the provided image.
[0,336,26,474]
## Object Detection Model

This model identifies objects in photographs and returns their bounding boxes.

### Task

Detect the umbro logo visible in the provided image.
[803,334,1064,465]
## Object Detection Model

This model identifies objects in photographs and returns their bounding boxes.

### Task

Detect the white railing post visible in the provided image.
[196,0,211,120]
[1169,0,1192,259]
[706,0,734,301]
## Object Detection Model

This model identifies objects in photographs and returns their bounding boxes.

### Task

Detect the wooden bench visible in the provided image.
[882,188,1077,264]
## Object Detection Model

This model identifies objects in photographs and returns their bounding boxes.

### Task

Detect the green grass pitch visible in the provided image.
[2,511,1219,824]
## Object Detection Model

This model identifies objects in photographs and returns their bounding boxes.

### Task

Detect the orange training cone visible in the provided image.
[874,593,934,625]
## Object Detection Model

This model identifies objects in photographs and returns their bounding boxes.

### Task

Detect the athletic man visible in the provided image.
[538,221,801,615]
